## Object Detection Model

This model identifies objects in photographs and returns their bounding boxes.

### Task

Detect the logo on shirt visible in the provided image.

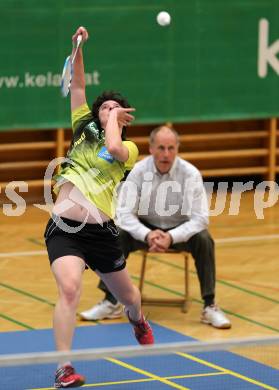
[98,146,115,163]
[73,132,85,148]
[85,121,100,139]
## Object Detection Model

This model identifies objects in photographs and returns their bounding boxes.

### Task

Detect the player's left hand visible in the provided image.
[111,107,135,127]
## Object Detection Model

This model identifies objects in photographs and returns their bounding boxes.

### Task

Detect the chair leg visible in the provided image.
[182,254,189,313]
[139,250,190,313]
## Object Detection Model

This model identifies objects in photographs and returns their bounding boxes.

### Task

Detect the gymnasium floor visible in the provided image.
[0,191,278,388]
[1,323,278,389]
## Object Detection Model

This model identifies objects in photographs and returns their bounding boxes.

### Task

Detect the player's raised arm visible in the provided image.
[70,26,89,111]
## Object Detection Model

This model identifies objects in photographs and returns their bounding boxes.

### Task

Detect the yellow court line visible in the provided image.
[81,378,153,388]
[79,371,226,388]
[28,371,226,390]
[28,378,153,389]
[167,372,226,380]
[176,352,277,390]
[106,357,189,389]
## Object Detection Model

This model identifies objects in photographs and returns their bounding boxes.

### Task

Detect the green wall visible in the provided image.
[1,0,279,130]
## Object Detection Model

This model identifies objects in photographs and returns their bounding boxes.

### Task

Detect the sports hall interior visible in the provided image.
[0,2,278,389]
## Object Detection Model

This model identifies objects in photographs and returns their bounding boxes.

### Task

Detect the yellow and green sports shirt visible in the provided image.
[54,103,139,218]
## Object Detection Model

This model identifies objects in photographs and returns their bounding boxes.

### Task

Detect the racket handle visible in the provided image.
[76,34,82,47]
[72,35,82,63]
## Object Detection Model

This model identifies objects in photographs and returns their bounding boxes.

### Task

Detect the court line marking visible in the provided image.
[177,352,277,390]
[28,371,226,389]
[140,253,279,304]
[0,232,278,332]
[1,237,276,387]
[27,238,45,247]
[105,357,190,390]
[1,233,278,259]
[0,313,34,330]
[131,276,279,333]
[0,282,55,307]
[215,234,279,244]
[0,250,46,258]
[1,272,278,333]
[24,235,279,300]
[28,378,152,390]
[1,276,278,333]
[1,275,278,333]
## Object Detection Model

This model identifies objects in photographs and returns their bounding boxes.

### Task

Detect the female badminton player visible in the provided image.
[44,26,154,388]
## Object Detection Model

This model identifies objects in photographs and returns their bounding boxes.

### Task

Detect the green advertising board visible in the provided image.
[0,0,279,130]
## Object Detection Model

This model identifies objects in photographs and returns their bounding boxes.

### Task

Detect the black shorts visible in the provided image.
[44,215,126,273]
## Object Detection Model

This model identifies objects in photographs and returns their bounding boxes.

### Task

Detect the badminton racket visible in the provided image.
[61,34,82,97]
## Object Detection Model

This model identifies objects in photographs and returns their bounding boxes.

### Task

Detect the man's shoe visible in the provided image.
[54,364,85,388]
[201,304,231,329]
[126,311,154,345]
[79,300,123,321]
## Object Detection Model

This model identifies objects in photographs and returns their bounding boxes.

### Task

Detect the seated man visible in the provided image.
[80,125,231,329]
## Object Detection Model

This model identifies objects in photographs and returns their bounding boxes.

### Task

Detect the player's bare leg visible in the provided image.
[97,269,154,345]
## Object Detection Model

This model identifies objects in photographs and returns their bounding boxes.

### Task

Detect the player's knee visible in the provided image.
[59,279,81,304]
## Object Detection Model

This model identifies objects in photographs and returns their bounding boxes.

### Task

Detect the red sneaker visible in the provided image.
[54,364,85,388]
[126,312,154,345]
